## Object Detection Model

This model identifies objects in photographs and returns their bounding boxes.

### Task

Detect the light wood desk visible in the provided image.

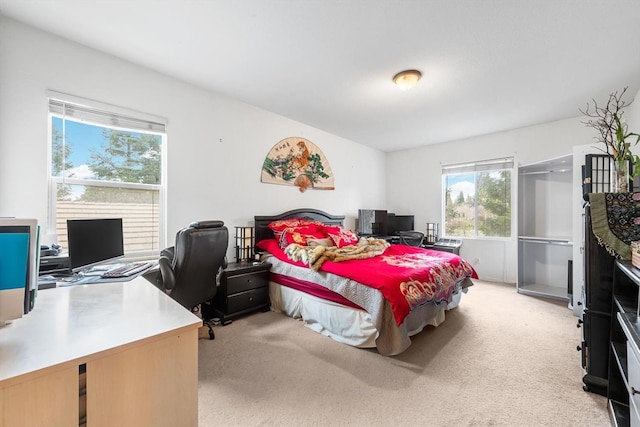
[0,276,201,427]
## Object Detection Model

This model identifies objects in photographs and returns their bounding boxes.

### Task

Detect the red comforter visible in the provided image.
[258,239,478,325]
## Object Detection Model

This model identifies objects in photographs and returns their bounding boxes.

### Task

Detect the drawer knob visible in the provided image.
[576,345,582,352]
[249,297,253,302]
[633,387,640,395]
[576,319,583,328]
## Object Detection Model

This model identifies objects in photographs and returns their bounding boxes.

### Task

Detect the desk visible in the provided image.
[38,261,160,289]
[0,276,201,427]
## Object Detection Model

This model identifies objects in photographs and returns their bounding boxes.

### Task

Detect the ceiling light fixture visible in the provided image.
[393,69,422,91]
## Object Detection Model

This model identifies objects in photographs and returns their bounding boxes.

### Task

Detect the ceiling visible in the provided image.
[1,1,640,152]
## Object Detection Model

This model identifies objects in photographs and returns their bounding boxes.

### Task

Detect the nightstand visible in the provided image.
[213,261,271,324]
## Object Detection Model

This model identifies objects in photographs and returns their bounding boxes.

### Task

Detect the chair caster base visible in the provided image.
[203,321,215,340]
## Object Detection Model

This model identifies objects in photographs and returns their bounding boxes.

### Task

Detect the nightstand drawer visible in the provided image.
[225,287,269,314]
[214,262,272,322]
[226,270,269,294]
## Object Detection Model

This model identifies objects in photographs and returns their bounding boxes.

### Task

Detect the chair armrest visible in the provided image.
[160,246,175,261]
[158,255,176,291]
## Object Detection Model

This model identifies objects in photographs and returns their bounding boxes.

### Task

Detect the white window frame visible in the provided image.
[46,91,167,258]
[441,157,514,240]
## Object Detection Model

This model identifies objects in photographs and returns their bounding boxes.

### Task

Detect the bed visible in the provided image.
[254,208,477,356]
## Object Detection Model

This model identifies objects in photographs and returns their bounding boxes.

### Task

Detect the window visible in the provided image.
[48,93,166,258]
[442,157,513,238]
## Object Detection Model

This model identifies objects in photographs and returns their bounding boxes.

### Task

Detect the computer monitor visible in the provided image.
[0,218,38,324]
[67,218,124,272]
[388,215,414,235]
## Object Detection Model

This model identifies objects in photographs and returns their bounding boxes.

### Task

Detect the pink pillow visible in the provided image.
[324,226,359,248]
[257,238,285,256]
[269,219,325,246]
[278,225,325,249]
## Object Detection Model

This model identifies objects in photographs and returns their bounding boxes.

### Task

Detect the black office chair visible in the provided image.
[158,220,228,340]
[398,231,425,247]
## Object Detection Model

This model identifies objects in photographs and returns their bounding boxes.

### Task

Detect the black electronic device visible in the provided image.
[40,244,61,257]
[387,214,414,235]
[39,254,70,275]
[357,209,387,235]
[433,238,462,255]
[37,275,57,290]
[67,218,124,272]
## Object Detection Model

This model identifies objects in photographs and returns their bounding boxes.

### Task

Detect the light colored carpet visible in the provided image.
[197,281,611,426]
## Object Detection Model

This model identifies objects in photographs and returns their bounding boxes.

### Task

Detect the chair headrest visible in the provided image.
[188,220,225,229]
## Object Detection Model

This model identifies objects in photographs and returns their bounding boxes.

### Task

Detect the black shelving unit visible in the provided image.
[581,205,616,396]
[608,260,640,425]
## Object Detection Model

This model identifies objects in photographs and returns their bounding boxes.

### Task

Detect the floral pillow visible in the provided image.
[323,225,359,248]
[278,225,325,249]
[268,219,321,246]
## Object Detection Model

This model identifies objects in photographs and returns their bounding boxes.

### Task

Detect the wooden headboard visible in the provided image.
[254,208,345,244]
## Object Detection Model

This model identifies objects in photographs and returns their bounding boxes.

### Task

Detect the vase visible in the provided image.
[610,158,630,192]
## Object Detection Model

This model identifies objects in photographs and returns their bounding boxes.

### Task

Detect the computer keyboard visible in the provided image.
[101,262,154,278]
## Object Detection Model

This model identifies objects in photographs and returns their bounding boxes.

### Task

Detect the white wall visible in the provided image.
[386,118,595,282]
[629,88,640,130]
[3,15,638,283]
[0,16,386,261]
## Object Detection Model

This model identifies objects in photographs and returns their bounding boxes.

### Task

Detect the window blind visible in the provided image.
[48,97,166,134]
[442,157,514,174]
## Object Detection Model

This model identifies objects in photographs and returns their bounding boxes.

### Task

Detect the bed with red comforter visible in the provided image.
[255,209,477,356]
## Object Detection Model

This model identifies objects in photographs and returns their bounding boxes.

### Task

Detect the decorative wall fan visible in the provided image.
[261,137,335,192]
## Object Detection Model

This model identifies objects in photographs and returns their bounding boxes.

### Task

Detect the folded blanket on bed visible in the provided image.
[284,237,390,271]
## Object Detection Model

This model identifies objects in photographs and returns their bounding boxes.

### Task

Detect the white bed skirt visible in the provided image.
[269,281,463,351]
